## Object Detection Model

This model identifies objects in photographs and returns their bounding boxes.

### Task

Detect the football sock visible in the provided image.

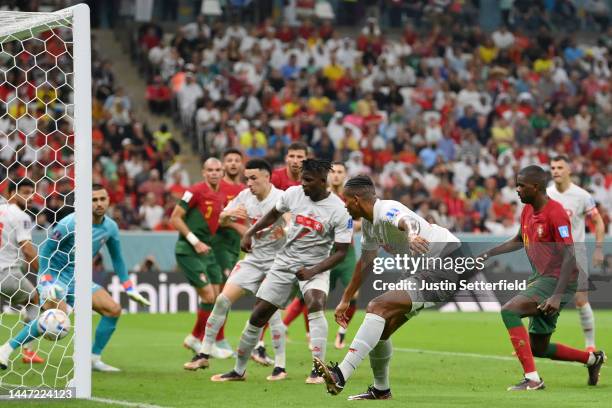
[282,298,303,327]
[259,323,269,342]
[338,313,386,382]
[578,303,595,348]
[269,310,286,368]
[192,303,212,341]
[202,294,231,355]
[308,311,328,363]
[216,322,226,342]
[302,304,310,332]
[502,309,538,379]
[9,319,42,349]
[234,322,262,376]
[370,339,392,391]
[92,316,119,355]
[346,299,357,324]
[543,343,591,364]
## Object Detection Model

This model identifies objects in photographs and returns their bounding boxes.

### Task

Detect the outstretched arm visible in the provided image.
[335,249,377,328]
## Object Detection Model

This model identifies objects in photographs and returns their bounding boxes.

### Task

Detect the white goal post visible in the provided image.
[0,3,91,399]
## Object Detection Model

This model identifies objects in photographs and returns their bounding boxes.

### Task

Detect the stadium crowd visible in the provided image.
[134,2,612,234]
[0,28,189,231]
[1,1,611,234]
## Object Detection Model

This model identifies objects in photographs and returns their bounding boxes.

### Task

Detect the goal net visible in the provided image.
[0,4,91,399]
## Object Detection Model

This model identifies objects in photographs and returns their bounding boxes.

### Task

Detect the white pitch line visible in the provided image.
[1,382,169,408]
[90,396,169,408]
[290,339,606,368]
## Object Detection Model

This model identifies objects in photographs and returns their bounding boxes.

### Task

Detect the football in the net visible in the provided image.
[38,309,71,341]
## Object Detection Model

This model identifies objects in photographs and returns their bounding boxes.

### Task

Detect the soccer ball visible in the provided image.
[38,309,71,340]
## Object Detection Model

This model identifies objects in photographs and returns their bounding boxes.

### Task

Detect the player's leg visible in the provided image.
[91,285,122,372]
[576,291,596,351]
[211,298,279,382]
[575,245,596,351]
[176,253,216,353]
[211,265,294,382]
[528,305,606,386]
[315,289,412,397]
[0,267,45,364]
[266,309,288,381]
[0,280,69,370]
[303,288,328,383]
[500,294,545,390]
[212,232,241,350]
[333,246,358,349]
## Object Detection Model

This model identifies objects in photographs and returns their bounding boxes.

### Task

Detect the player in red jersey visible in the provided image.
[270,141,307,190]
[171,158,227,357]
[482,166,606,391]
[213,148,247,356]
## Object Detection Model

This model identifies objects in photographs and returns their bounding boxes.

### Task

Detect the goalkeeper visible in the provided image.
[0,184,150,372]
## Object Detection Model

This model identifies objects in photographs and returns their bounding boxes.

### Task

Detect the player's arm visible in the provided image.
[219,195,249,235]
[169,204,210,254]
[335,248,377,327]
[588,209,605,267]
[481,229,524,260]
[106,228,150,306]
[397,217,429,254]
[19,240,38,272]
[242,205,284,252]
[296,241,350,281]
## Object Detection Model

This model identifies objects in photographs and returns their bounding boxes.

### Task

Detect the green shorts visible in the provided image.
[330,244,356,292]
[212,228,241,280]
[520,275,577,335]
[176,252,223,288]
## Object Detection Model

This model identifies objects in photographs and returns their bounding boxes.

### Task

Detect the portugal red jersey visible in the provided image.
[219,179,246,203]
[271,167,301,191]
[520,199,576,279]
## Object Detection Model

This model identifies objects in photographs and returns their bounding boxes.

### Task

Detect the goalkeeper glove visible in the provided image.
[122,280,151,306]
[39,275,59,301]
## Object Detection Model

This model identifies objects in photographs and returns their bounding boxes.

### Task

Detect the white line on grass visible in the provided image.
[290,339,606,368]
[1,382,169,408]
[90,396,169,408]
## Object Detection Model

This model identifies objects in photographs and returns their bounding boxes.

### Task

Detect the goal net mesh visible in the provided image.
[0,8,77,395]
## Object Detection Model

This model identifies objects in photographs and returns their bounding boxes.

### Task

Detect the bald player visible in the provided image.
[483,165,605,391]
[547,156,605,352]
[172,158,228,357]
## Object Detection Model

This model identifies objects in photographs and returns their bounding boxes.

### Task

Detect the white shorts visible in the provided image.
[0,266,36,306]
[226,258,268,295]
[256,264,330,309]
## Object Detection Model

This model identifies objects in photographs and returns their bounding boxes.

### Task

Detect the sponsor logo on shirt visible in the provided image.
[558,225,570,238]
[347,218,353,229]
[385,208,399,221]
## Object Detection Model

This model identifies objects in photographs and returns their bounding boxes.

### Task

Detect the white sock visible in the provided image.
[256,340,265,349]
[525,371,541,382]
[308,311,328,363]
[578,303,596,348]
[234,322,262,376]
[370,339,393,390]
[338,313,386,382]
[338,326,347,335]
[269,310,286,368]
[202,294,231,355]
[587,352,596,366]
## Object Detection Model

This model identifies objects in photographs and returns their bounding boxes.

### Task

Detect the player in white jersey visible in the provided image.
[0,179,45,364]
[314,175,478,400]
[210,159,353,384]
[548,156,605,352]
[183,159,289,380]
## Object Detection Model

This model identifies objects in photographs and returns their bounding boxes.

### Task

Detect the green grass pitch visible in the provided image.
[4,310,611,407]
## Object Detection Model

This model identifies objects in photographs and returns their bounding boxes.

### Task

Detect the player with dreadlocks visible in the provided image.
[210,159,353,384]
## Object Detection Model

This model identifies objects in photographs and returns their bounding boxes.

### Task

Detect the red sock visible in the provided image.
[283,298,303,327]
[302,304,310,332]
[215,321,225,341]
[508,326,536,374]
[259,323,269,341]
[192,309,211,341]
[551,343,590,364]
[345,303,357,324]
